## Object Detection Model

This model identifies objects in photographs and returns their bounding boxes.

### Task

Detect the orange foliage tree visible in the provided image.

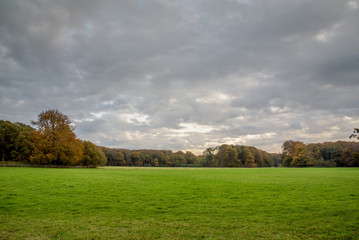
[30,110,83,165]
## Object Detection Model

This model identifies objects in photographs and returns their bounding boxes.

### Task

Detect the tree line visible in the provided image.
[101,147,199,167]
[1,110,358,167]
[100,145,281,168]
[100,140,358,168]
[281,140,359,167]
[202,144,276,167]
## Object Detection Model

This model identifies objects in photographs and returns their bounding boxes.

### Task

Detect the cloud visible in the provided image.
[0,0,358,154]
[347,1,359,10]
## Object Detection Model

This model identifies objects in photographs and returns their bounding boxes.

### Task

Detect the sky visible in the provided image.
[1,0,358,154]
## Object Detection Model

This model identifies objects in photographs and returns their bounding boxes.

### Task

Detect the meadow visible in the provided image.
[0,167,358,239]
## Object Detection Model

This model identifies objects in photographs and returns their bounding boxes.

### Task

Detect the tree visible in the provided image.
[12,123,35,162]
[30,110,83,165]
[261,150,274,167]
[320,142,343,166]
[102,147,126,166]
[224,146,240,167]
[350,128,359,140]
[151,151,166,166]
[172,151,186,166]
[252,148,264,167]
[203,147,218,167]
[139,152,152,166]
[82,141,107,167]
[291,144,313,167]
[282,141,315,167]
[0,121,34,162]
[0,121,19,161]
[282,140,304,167]
[270,153,282,167]
[150,157,158,166]
[339,143,359,167]
[118,149,133,166]
[243,147,256,167]
[31,109,73,133]
[185,151,197,165]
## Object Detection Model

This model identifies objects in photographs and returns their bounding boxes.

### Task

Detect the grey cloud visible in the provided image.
[1,0,358,153]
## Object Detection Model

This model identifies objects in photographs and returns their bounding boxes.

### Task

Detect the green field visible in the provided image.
[0,167,358,239]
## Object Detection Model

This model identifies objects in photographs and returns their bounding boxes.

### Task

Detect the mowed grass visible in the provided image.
[0,167,358,239]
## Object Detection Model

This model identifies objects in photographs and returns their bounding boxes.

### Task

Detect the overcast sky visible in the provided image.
[1,0,358,154]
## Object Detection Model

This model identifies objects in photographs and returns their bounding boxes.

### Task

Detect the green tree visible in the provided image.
[12,123,35,162]
[203,147,217,167]
[82,141,107,167]
[102,147,126,166]
[224,146,240,167]
[172,151,186,166]
[185,151,197,165]
[262,151,274,167]
[321,143,342,166]
[270,153,282,167]
[0,120,19,161]
[131,151,141,166]
[139,152,152,166]
[0,121,34,162]
[118,149,133,166]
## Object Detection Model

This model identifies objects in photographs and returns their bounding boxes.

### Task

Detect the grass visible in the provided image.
[0,167,358,239]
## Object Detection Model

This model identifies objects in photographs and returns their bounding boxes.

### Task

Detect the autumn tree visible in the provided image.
[31,110,73,133]
[338,143,359,167]
[152,151,167,166]
[243,146,256,167]
[163,150,174,167]
[282,140,303,166]
[291,144,313,167]
[216,145,229,167]
[30,110,83,165]
[151,157,159,167]
[252,147,264,167]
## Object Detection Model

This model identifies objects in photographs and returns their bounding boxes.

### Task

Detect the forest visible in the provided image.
[1,110,358,167]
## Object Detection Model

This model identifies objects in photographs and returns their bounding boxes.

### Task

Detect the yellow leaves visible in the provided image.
[29,110,84,166]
